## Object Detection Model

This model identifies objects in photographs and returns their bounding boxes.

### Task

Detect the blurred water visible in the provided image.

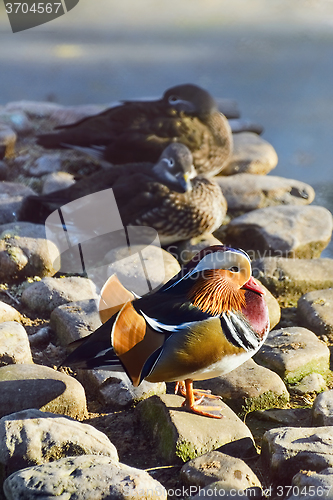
[0,0,333,255]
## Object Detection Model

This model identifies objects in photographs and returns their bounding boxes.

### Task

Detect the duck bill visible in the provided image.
[177,171,193,193]
[242,276,265,296]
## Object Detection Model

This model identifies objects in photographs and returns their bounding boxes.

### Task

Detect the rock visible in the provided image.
[0,409,118,482]
[190,483,263,499]
[252,257,333,300]
[0,182,36,225]
[78,369,166,409]
[21,276,98,314]
[254,327,330,385]
[253,408,312,427]
[222,132,278,176]
[262,426,333,484]
[216,174,315,212]
[0,160,9,180]
[89,245,181,298]
[196,359,289,415]
[181,451,261,490]
[28,326,52,347]
[0,222,59,281]
[290,468,333,500]
[0,301,21,323]
[312,390,333,426]
[3,455,167,500]
[50,299,102,346]
[4,100,62,117]
[298,288,333,340]
[0,363,87,419]
[0,110,33,135]
[292,373,327,395]
[229,119,264,135]
[0,124,16,157]
[136,394,254,463]
[42,171,76,194]
[49,104,106,126]
[225,206,333,259]
[29,153,63,176]
[170,234,223,265]
[0,322,32,367]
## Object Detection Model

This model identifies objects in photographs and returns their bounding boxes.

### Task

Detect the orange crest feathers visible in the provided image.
[188,270,246,316]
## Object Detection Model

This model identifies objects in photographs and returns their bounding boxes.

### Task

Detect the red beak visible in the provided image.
[242,276,265,296]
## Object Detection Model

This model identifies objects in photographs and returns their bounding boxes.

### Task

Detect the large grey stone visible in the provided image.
[50,299,102,346]
[196,359,289,415]
[136,394,254,463]
[0,409,118,482]
[262,426,333,484]
[42,171,76,194]
[3,455,167,500]
[312,390,333,426]
[292,373,327,395]
[254,327,330,384]
[0,222,59,281]
[0,364,87,419]
[0,183,36,225]
[29,153,62,176]
[181,450,261,489]
[252,257,333,300]
[229,118,264,135]
[0,322,32,367]
[78,369,166,408]
[0,110,33,135]
[0,302,21,323]
[216,174,315,212]
[290,468,333,500]
[298,288,333,340]
[21,276,98,314]
[222,132,278,176]
[225,206,333,259]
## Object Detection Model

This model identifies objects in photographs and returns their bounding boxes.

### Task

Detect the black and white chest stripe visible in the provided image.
[220,312,261,352]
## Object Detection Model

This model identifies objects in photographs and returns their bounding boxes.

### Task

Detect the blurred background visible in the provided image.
[1,0,333,251]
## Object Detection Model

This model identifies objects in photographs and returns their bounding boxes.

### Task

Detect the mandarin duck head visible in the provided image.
[152,143,197,193]
[162,84,218,118]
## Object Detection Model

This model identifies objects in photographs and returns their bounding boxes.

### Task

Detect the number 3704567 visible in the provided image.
[5,3,62,14]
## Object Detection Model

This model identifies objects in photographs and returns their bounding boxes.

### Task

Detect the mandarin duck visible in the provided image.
[21,143,227,244]
[61,245,270,418]
[36,84,233,177]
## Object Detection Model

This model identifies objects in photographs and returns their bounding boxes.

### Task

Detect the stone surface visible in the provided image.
[136,394,254,463]
[171,234,223,265]
[0,222,59,281]
[50,299,102,346]
[0,182,36,225]
[292,373,327,395]
[0,363,87,419]
[49,104,106,126]
[3,454,167,500]
[78,369,166,408]
[190,483,263,499]
[0,301,21,323]
[312,390,333,426]
[225,205,333,259]
[0,124,16,158]
[216,174,315,212]
[89,245,181,298]
[197,359,289,415]
[298,288,333,340]
[0,160,9,180]
[222,132,278,176]
[42,171,76,194]
[290,468,333,500]
[21,276,98,314]
[262,426,333,484]
[253,408,312,427]
[0,321,32,367]
[0,409,118,482]
[254,327,330,384]
[0,110,33,135]
[181,450,261,489]
[252,257,333,300]
[4,100,62,117]
[229,119,264,135]
[29,153,63,176]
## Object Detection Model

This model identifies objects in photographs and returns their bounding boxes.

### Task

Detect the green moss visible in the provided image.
[283,356,330,384]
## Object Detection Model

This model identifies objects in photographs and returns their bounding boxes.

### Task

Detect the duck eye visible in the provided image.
[229,266,239,272]
[168,95,179,104]
[167,158,175,167]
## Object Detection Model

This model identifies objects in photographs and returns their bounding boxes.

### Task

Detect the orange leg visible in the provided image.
[175,381,222,402]
[181,379,224,419]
